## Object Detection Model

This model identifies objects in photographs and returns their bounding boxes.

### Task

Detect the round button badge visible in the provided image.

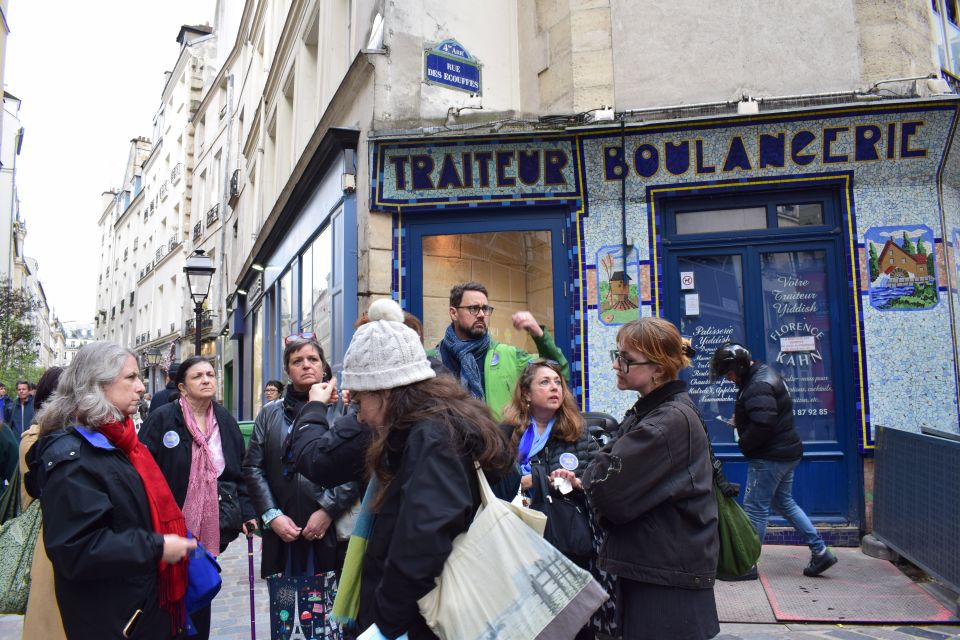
[162,430,180,449]
[559,452,579,471]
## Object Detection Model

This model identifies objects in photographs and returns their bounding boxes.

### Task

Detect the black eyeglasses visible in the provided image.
[284,332,316,345]
[609,350,657,373]
[455,304,495,317]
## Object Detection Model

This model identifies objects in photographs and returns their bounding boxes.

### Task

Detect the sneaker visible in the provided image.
[718,565,758,581]
[803,548,838,577]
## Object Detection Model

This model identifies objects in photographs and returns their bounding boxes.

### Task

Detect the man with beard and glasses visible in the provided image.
[428,281,568,420]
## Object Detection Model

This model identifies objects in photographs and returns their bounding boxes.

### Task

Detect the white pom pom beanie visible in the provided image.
[341,299,435,392]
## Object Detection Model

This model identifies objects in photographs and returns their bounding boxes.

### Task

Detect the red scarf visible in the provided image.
[99,417,187,632]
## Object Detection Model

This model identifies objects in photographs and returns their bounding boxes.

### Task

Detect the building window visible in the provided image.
[932,0,960,78]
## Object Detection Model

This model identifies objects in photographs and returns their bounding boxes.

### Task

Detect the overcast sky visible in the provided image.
[5,0,217,326]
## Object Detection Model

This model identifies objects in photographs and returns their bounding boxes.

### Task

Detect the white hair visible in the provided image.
[36,342,135,434]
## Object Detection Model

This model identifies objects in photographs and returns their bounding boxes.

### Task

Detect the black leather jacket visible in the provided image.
[735,363,803,461]
[583,380,718,590]
[243,391,360,577]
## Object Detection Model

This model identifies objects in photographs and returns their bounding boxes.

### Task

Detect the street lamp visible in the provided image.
[142,348,164,394]
[142,348,163,369]
[183,249,215,356]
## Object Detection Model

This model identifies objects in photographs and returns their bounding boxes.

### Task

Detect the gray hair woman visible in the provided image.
[25,342,196,639]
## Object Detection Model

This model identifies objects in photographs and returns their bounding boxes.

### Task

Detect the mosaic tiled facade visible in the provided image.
[371,99,960,471]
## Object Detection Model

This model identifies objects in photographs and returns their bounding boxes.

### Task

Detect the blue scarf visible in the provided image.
[440,324,491,400]
[517,418,554,475]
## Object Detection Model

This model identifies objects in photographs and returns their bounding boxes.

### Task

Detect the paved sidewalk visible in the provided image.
[1,539,958,639]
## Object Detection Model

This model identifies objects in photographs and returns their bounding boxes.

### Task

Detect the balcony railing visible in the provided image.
[169,233,181,251]
[185,311,217,335]
[171,163,183,184]
[160,181,169,200]
[193,221,203,241]
[229,169,240,201]
[205,204,219,227]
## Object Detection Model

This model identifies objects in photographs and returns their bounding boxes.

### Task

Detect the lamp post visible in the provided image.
[142,348,164,393]
[183,249,215,356]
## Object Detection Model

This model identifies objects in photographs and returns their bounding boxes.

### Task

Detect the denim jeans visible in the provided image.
[743,458,826,555]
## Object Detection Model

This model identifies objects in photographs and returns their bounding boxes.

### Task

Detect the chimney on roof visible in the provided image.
[177,24,214,46]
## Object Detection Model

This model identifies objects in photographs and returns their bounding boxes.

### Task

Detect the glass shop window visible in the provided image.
[299,225,333,359]
[420,230,554,353]
[252,307,263,418]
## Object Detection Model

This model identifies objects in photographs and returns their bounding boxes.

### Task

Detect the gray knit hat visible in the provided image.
[341,299,435,391]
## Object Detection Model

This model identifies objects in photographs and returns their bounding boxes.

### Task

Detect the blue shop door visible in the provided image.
[404,209,571,363]
[664,242,857,526]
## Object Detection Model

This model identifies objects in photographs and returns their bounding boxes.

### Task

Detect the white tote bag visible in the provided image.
[418,466,607,640]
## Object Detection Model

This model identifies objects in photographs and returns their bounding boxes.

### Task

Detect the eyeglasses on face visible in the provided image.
[284,332,317,345]
[609,349,657,372]
[454,304,495,317]
[349,391,363,409]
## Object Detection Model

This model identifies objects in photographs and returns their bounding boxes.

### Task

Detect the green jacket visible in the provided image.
[429,328,569,420]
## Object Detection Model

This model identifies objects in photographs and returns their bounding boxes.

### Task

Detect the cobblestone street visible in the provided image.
[1,538,957,639]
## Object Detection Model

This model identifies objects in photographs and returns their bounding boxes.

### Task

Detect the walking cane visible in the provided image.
[247,533,257,640]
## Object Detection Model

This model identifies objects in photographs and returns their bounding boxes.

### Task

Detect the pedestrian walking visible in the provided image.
[242,335,359,579]
[584,317,719,640]
[139,355,258,639]
[427,281,569,418]
[10,380,34,439]
[288,299,515,639]
[24,342,196,639]
[709,342,838,578]
[17,366,65,640]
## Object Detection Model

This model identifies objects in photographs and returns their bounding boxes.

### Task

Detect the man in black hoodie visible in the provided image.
[148,362,179,414]
[711,343,838,579]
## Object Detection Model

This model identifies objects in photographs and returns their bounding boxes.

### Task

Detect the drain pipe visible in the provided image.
[217,73,235,371]
[620,118,628,276]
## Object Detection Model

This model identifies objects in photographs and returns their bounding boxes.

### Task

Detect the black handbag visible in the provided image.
[217,479,242,551]
[529,464,593,559]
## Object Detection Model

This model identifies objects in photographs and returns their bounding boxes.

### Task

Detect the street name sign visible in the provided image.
[423,39,482,95]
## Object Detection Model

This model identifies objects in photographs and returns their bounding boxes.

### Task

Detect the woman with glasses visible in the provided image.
[502,357,600,639]
[263,380,284,403]
[140,355,257,639]
[242,334,361,579]
[583,317,719,640]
